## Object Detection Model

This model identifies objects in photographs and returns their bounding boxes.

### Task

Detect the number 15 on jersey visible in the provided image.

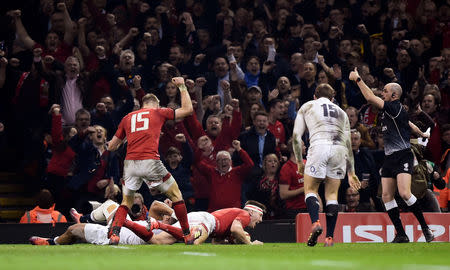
[131,112,149,132]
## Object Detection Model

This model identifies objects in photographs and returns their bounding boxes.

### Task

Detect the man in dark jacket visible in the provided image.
[238,111,277,202]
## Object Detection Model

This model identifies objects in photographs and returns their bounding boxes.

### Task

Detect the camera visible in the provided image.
[131,203,141,215]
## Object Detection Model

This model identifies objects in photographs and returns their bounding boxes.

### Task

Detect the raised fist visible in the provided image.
[172,77,185,87]
[129,27,139,37]
[44,55,54,64]
[117,77,127,87]
[195,77,207,87]
[220,80,230,91]
[49,104,61,115]
[174,133,186,143]
[96,102,107,114]
[132,75,142,88]
[57,2,67,11]
[78,18,87,27]
[230,99,239,109]
[33,48,43,58]
[232,140,241,151]
[95,45,105,57]
[185,79,195,90]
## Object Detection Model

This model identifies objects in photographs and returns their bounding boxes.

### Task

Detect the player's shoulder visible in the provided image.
[299,100,316,111]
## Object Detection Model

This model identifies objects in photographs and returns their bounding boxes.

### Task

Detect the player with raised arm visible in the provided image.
[292,83,360,247]
[349,68,434,243]
[106,77,197,245]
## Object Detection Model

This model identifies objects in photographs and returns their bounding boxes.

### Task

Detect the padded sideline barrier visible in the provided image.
[296,213,450,243]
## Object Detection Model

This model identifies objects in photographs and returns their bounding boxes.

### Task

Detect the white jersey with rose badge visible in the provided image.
[293,97,354,179]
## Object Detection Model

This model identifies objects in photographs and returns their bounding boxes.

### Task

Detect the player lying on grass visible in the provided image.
[30,200,265,245]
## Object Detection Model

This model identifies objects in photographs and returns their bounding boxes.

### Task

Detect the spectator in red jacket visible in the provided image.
[279,139,307,218]
[184,99,242,152]
[196,140,254,212]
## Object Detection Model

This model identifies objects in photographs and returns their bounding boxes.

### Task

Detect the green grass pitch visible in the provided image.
[1,243,449,270]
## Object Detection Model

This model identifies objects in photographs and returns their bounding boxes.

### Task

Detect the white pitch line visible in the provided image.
[311,260,358,268]
[403,265,450,270]
[108,246,134,249]
[182,252,217,257]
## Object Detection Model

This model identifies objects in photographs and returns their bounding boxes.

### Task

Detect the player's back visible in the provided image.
[299,97,349,147]
[117,107,175,160]
[211,208,250,237]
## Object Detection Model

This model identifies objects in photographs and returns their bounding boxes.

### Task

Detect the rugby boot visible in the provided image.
[324,237,334,247]
[307,221,323,247]
[422,228,434,243]
[29,236,50,245]
[391,234,409,243]
[108,226,121,245]
[184,227,202,245]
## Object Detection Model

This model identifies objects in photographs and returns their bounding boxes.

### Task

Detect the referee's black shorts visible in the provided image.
[381,149,414,178]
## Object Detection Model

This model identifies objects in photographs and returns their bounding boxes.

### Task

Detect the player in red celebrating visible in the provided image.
[107,77,195,245]
[210,200,265,245]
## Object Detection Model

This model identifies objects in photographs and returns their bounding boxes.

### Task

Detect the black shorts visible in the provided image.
[381,149,414,178]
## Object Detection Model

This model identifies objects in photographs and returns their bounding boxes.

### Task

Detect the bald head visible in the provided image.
[386,83,402,99]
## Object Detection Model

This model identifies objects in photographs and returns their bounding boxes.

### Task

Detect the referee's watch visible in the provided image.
[356,77,362,83]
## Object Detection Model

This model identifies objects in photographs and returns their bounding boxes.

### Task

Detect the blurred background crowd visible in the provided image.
[0,0,448,223]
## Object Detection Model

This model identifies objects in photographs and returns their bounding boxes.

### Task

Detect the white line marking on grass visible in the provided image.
[403,265,450,270]
[311,260,358,268]
[108,246,134,249]
[182,252,216,257]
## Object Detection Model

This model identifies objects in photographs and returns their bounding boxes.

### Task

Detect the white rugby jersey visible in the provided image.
[292,97,354,172]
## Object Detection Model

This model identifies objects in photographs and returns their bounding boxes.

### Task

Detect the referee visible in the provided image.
[349,68,434,243]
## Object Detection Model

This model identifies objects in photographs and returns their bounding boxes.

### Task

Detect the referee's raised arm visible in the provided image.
[349,67,384,109]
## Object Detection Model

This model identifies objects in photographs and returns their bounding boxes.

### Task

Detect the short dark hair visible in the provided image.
[166,146,181,157]
[75,108,90,119]
[254,110,268,119]
[315,83,335,100]
[268,99,283,112]
[36,189,54,209]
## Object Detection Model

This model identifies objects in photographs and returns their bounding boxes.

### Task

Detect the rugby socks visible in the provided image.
[305,193,320,223]
[48,238,56,245]
[325,201,339,238]
[158,222,184,241]
[123,220,153,242]
[110,205,129,236]
[385,199,406,236]
[405,195,429,230]
[172,200,190,235]
[80,214,94,223]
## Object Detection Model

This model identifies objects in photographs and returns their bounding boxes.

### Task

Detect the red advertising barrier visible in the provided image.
[296,213,450,243]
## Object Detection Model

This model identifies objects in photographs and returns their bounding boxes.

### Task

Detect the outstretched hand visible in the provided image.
[348,172,361,190]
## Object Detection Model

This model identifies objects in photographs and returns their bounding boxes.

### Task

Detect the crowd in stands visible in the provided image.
[0,0,449,222]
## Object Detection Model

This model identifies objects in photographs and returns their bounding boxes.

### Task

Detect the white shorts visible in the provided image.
[305,144,347,179]
[173,212,216,236]
[84,220,149,245]
[123,159,175,193]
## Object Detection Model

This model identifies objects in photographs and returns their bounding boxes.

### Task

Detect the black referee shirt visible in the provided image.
[380,100,411,156]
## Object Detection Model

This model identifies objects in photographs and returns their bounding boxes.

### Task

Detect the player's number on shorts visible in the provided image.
[131,112,149,132]
[321,104,338,118]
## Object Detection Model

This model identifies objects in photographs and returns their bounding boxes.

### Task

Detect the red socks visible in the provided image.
[123,219,153,242]
[158,222,184,241]
[172,200,190,235]
[112,205,129,228]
